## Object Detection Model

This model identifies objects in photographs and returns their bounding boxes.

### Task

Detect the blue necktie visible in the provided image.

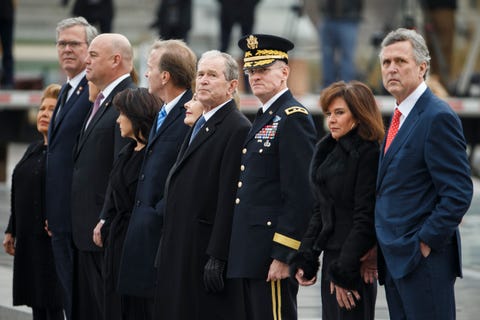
[189,115,206,145]
[156,106,167,132]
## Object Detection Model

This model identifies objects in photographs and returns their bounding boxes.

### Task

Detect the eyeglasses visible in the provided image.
[56,41,87,49]
[244,66,283,77]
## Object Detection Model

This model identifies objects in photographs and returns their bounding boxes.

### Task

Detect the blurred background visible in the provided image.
[5,0,480,93]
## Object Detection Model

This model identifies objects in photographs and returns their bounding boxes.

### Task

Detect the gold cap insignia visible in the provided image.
[246,35,258,50]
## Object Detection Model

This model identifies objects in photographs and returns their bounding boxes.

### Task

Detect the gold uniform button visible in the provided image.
[240,165,245,171]
[238,181,243,188]
[235,198,240,204]
[242,148,247,154]
[267,221,272,226]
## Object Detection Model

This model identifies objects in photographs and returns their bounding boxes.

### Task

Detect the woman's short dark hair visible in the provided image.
[320,81,385,143]
[113,88,161,145]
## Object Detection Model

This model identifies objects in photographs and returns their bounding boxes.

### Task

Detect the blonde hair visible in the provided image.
[42,83,62,102]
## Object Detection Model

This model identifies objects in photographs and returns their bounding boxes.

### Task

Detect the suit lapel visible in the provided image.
[175,101,235,171]
[147,89,192,147]
[377,89,430,186]
[53,77,88,135]
[75,76,133,159]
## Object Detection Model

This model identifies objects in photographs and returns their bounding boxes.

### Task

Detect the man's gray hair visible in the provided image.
[56,17,98,44]
[379,28,431,79]
[198,50,239,81]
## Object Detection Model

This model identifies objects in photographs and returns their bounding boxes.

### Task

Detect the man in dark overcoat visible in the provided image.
[154,50,251,319]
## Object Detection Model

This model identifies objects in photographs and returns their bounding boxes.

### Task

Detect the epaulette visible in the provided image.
[285,106,308,116]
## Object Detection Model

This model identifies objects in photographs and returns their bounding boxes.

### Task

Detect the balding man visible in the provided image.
[70,33,135,320]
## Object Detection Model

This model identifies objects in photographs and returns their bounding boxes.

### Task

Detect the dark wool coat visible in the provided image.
[99,140,144,320]
[119,90,191,297]
[155,100,251,320]
[71,77,133,252]
[299,129,379,289]
[6,141,63,307]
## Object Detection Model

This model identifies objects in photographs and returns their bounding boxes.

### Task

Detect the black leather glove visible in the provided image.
[203,256,226,293]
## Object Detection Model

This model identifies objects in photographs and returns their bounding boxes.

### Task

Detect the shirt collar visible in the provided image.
[396,81,427,123]
[101,73,131,103]
[66,70,86,98]
[261,88,288,113]
[164,90,187,114]
[203,99,232,121]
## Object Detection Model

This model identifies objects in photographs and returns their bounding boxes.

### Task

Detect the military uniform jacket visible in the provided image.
[227,90,317,279]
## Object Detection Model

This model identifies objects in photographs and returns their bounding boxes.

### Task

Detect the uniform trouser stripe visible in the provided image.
[270,280,282,320]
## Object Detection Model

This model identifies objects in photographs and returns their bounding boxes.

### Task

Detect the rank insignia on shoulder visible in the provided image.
[285,106,308,115]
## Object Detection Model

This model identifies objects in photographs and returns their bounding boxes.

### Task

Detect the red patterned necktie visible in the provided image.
[384,108,402,154]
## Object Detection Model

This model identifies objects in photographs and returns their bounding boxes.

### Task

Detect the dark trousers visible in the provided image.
[122,295,154,320]
[51,232,75,320]
[74,250,104,320]
[0,18,14,87]
[242,277,298,320]
[383,243,457,320]
[32,307,64,320]
[321,250,377,320]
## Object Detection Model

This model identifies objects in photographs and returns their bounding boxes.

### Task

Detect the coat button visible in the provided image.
[238,181,242,188]
[267,221,272,226]
[136,200,141,207]
[235,198,240,204]
[240,165,245,171]
[259,149,263,153]
[242,148,247,154]
[140,174,145,180]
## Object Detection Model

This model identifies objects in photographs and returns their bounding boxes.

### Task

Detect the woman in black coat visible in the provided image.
[92,88,159,320]
[293,81,384,320]
[3,84,64,320]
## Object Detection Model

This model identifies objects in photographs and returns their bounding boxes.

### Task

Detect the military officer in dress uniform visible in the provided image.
[227,34,317,320]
